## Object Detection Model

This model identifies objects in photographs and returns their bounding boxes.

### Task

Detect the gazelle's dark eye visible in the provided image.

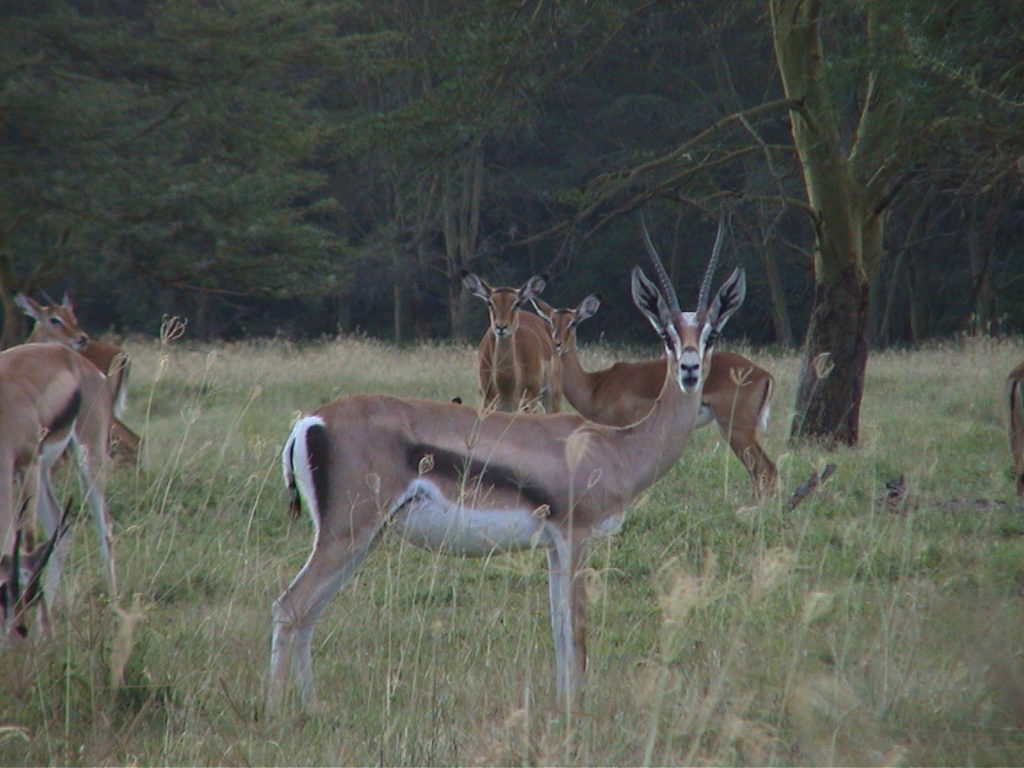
[49,317,63,326]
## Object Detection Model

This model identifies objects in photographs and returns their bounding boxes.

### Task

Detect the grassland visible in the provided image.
[2,331,1023,766]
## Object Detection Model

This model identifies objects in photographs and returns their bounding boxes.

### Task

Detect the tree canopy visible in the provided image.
[1,0,1021,348]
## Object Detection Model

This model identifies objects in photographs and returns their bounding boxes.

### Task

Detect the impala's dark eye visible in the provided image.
[49,317,63,326]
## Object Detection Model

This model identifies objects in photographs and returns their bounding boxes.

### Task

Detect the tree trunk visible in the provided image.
[792,263,870,445]
[771,0,900,446]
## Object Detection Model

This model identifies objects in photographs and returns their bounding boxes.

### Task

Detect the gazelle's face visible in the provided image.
[665,310,714,395]
[462,272,548,340]
[487,288,524,339]
[21,298,90,351]
[547,309,576,355]
[632,262,745,398]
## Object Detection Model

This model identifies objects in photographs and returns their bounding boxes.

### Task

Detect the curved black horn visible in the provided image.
[697,213,727,313]
[638,214,680,313]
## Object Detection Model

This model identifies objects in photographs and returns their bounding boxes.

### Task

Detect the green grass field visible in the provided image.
[2,332,1023,766]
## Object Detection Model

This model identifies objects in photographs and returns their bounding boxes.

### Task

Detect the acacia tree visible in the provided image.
[769,0,906,446]
[770,0,1024,445]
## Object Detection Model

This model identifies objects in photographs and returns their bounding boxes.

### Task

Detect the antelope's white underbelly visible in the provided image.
[391,479,546,556]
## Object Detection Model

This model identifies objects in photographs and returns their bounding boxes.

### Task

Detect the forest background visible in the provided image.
[1,0,1021,351]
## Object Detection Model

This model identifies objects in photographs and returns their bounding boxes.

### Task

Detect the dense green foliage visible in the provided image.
[0,0,1021,344]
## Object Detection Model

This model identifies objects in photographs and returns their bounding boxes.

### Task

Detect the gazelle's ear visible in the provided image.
[707,267,746,336]
[516,274,548,306]
[575,294,601,324]
[631,267,673,337]
[13,294,43,321]
[62,292,75,311]
[531,297,556,324]
[460,271,491,301]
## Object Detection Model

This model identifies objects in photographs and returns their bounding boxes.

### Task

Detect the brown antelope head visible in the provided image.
[533,294,602,357]
[14,293,90,351]
[461,272,548,339]
[636,215,742,395]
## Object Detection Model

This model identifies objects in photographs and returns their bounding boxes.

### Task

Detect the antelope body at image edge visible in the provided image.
[461,271,562,413]
[532,292,776,499]
[1007,361,1024,496]
[268,219,746,714]
[0,343,117,633]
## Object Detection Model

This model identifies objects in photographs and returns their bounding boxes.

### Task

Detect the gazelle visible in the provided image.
[1007,362,1024,496]
[0,343,117,605]
[532,294,776,498]
[14,293,140,467]
[461,271,561,412]
[268,219,745,714]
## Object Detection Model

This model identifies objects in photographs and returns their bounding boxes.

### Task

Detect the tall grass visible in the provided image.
[2,333,1023,766]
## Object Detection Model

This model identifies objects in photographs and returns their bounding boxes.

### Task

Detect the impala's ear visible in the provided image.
[631,267,673,337]
[460,271,491,301]
[707,267,746,336]
[575,294,601,324]
[531,297,556,323]
[61,292,74,312]
[13,294,43,321]
[516,274,547,307]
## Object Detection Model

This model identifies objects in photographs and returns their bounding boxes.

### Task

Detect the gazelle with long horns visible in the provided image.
[532,292,776,498]
[15,292,140,467]
[0,343,117,607]
[268,218,745,713]
[461,271,561,412]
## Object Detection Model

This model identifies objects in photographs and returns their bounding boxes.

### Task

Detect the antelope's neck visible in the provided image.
[559,344,599,416]
[609,358,701,498]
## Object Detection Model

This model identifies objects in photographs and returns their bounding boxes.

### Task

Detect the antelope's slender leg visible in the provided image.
[546,531,590,711]
[269,519,384,710]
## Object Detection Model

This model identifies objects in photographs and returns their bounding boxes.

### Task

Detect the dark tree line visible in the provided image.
[1,0,1022,444]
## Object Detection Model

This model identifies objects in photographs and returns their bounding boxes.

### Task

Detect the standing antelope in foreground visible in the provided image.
[461,272,561,412]
[269,218,745,714]
[15,293,140,467]
[532,293,776,498]
[1007,362,1024,496]
[0,343,118,607]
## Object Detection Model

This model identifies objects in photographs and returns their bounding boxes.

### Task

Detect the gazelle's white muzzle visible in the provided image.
[679,347,703,393]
